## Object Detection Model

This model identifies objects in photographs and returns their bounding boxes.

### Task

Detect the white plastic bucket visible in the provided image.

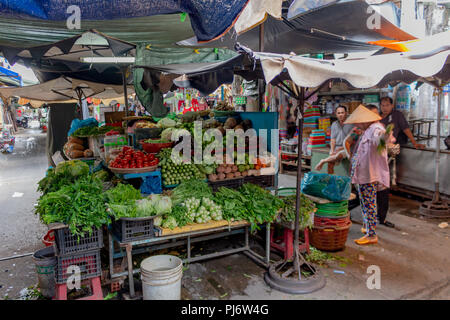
[140,255,183,300]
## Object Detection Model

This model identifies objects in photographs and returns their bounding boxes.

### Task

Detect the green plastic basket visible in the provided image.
[276,188,297,197]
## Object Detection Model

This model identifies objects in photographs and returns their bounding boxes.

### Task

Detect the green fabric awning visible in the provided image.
[0,14,194,48]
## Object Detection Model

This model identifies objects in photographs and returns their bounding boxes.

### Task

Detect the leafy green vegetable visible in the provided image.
[92,169,110,182]
[170,180,213,205]
[104,183,142,218]
[279,194,316,229]
[36,176,109,238]
[154,196,172,214]
[162,216,178,229]
[136,199,155,217]
[38,160,90,195]
[71,125,122,137]
[213,184,284,231]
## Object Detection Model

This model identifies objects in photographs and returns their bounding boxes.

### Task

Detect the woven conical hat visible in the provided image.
[344,105,382,124]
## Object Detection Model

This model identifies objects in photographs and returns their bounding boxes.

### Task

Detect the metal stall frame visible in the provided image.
[108,222,271,298]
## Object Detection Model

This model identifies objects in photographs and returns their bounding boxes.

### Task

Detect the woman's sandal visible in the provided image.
[354,236,378,245]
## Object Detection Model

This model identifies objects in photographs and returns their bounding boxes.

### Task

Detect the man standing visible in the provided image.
[330,105,354,155]
[380,97,425,149]
[377,97,425,228]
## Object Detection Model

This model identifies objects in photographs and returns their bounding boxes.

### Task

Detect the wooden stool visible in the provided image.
[54,276,103,300]
[270,226,310,260]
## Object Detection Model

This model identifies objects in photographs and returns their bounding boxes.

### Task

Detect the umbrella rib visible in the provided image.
[50,89,74,100]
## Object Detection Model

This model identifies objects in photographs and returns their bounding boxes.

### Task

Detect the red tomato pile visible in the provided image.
[110,146,159,169]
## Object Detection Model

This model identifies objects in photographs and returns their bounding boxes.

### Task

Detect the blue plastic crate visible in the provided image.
[140,172,162,195]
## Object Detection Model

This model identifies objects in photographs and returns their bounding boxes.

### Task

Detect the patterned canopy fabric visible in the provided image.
[0,0,249,42]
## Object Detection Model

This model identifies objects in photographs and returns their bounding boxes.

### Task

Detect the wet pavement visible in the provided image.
[0,128,449,300]
[0,128,48,299]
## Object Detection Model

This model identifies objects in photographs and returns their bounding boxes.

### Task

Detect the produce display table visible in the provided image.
[107,221,272,298]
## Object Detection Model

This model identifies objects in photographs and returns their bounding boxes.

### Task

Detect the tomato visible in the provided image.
[148,154,155,161]
[137,163,143,168]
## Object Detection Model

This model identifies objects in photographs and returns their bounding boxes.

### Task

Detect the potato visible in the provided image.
[84,149,93,157]
[241,171,248,177]
[208,174,218,182]
[224,117,237,129]
[68,136,84,145]
[217,166,225,173]
[234,171,241,177]
[232,165,238,172]
[69,150,84,159]
[218,173,226,180]
[67,142,84,152]
[226,172,235,179]
[224,166,232,174]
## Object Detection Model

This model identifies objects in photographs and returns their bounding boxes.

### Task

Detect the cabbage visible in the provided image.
[156,118,177,128]
[136,199,155,217]
[148,194,162,207]
[55,160,89,177]
[161,128,174,142]
[162,216,178,229]
[153,216,163,227]
[172,129,191,141]
[155,196,172,214]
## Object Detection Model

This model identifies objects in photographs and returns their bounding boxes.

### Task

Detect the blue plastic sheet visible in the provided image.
[0,0,248,42]
[67,118,98,136]
[301,172,351,202]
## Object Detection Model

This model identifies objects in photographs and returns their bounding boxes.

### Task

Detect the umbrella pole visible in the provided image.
[293,87,305,275]
[258,24,265,112]
[419,82,449,218]
[433,85,441,203]
[122,67,129,118]
[121,67,129,144]
[75,88,83,119]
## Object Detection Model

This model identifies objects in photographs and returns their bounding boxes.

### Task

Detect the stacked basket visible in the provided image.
[53,227,103,285]
[310,200,351,251]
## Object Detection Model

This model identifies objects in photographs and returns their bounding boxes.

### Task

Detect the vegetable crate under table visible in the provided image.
[110,216,158,243]
[53,226,103,256]
[107,221,273,298]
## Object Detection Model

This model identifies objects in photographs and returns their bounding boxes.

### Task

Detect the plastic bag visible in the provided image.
[301,172,351,202]
[67,118,98,136]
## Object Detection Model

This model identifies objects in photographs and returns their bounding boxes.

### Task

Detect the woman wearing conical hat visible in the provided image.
[346,105,395,245]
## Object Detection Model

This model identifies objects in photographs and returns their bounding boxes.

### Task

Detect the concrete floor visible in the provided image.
[0,129,449,300]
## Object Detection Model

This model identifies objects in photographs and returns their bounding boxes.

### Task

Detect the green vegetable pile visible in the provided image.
[157,180,222,229]
[36,176,109,238]
[213,184,284,231]
[104,183,142,218]
[38,160,90,195]
[71,125,122,137]
[170,180,213,205]
[279,194,316,229]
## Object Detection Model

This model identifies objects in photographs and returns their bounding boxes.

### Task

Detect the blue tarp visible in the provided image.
[0,0,249,42]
